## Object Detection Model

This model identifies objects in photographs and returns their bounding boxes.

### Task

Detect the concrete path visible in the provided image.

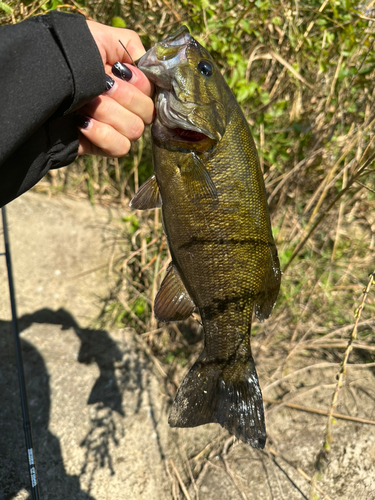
[0,193,170,500]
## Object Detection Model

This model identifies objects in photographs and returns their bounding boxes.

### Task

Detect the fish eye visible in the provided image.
[198,60,213,77]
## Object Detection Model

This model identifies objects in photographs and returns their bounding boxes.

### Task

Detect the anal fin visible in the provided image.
[129,175,162,210]
[154,263,195,322]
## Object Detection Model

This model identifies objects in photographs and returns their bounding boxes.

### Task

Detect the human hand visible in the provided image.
[76,21,154,157]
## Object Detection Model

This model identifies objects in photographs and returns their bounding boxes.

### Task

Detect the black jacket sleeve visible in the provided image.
[0,11,106,207]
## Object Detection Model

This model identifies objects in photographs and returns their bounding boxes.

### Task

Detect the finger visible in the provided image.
[78,132,108,156]
[77,115,131,157]
[106,62,154,98]
[122,31,146,63]
[87,22,146,66]
[103,75,154,124]
[81,95,147,140]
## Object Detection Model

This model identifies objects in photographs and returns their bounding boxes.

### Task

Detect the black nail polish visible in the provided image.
[112,62,133,81]
[105,74,115,91]
[75,114,90,129]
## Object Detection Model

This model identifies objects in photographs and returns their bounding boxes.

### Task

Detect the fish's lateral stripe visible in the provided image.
[200,291,257,317]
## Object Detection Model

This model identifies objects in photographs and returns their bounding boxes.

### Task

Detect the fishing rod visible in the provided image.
[1,206,41,499]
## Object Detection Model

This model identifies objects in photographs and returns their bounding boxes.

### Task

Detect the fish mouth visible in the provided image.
[174,128,209,142]
[151,117,215,154]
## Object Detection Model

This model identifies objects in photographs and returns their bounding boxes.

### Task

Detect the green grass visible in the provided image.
[3,0,374,346]
[3,0,374,344]
[3,1,375,496]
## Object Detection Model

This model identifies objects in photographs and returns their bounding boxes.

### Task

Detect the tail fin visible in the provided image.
[168,353,266,449]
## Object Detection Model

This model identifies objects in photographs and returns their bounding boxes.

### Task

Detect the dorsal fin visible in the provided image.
[129,175,162,210]
[154,263,195,322]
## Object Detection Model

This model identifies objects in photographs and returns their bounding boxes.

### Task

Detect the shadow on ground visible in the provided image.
[0,308,148,499]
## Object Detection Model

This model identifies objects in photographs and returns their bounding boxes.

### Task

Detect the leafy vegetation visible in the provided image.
[2,0,374,378]
[2,1,375,496]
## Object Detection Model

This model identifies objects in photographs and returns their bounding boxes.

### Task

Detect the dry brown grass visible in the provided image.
[2,0,375,497]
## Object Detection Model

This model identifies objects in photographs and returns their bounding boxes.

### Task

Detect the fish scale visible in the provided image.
[131,26,281,449]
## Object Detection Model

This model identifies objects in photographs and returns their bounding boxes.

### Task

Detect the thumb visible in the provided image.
[86,21,146,67]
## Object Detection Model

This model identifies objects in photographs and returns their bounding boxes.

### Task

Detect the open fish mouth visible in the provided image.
[174,128,208,142]
[151,117,210,147]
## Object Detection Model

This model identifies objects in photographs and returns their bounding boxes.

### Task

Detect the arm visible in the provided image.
[0,12,153,207]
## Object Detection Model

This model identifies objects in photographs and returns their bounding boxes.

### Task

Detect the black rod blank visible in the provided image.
[1,206,41,499]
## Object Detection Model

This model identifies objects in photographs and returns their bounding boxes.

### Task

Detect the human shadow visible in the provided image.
[0,311,95,500]
[20,308,126,416]
[0,307,149,498]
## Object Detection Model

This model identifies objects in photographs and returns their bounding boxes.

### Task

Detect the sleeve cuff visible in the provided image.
[47,11,106,113]
[48,113,79,168]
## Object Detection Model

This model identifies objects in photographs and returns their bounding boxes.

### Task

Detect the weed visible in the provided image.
[2,1,375,497]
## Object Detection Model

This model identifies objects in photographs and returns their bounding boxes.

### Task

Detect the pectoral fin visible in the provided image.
[129,175,162,210]
[181,154,218,203]
[154,263,195,322]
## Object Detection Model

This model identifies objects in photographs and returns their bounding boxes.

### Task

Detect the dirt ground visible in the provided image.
[1,192,375,500]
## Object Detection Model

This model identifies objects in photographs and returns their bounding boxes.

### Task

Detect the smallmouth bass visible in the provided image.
[131,27,281,449]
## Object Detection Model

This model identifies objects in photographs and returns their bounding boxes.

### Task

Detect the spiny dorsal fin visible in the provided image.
[181,154,218,203]
[129,175,162,210]
[154,263,195,322]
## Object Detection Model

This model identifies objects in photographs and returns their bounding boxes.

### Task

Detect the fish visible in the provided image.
[130,26,281,449]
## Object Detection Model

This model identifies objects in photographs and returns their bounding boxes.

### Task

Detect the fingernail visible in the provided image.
[76,114,91,129]
[105,74,115,91]
[112,62,133,81]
